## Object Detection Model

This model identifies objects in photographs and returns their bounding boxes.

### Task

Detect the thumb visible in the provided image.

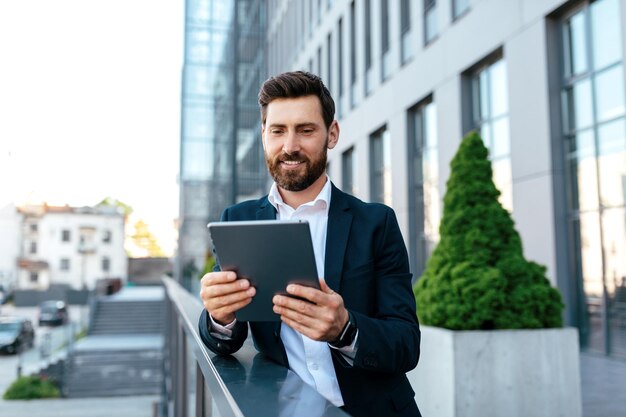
[319,278,335,294]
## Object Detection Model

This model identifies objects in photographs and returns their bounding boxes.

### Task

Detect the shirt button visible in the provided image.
[310,363,319,371]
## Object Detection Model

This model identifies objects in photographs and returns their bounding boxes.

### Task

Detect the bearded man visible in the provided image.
[198,71,421,417]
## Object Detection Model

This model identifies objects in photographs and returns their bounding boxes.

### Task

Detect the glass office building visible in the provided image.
[178,0,267,290]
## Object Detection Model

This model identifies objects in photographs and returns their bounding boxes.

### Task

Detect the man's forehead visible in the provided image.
[265,95,323,124]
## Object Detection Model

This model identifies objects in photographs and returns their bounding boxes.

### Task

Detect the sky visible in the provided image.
[0,0,184,256]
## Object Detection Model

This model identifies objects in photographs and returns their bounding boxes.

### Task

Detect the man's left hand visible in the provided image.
[272,279,349,342]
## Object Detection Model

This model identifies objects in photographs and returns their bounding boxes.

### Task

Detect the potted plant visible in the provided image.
[409,132,581,417]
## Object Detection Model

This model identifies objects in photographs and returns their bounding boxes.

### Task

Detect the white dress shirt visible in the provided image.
[209,177,358,407]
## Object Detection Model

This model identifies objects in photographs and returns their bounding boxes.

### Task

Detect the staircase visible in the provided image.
[64,286,165,398]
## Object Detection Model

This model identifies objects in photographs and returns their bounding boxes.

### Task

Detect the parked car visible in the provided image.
[38,300,69,326]
[0,317,35,354]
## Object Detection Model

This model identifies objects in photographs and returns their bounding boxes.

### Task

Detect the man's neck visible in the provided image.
[278,174,328,209]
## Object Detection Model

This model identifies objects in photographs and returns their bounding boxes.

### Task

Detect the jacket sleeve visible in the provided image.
[336,208,421,374]
[197,207,249,355]
[198,309,248,355]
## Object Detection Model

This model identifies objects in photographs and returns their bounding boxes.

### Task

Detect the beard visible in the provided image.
[265,139,328,192]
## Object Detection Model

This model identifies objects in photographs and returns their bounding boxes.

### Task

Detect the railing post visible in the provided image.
[176,319,188,417]
[196,362,208,417]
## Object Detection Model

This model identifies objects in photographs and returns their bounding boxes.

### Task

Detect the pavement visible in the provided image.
[0,395,160,417]
[581,352,626,417]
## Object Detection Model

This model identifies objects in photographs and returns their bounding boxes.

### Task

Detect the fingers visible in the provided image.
[199,271,256,323]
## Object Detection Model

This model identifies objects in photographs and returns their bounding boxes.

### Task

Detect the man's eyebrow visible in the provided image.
[266,122,319,129]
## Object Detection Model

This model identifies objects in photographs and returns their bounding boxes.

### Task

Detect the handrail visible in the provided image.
[162,277,348,417]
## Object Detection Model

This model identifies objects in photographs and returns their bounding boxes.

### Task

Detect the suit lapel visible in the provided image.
[256,197,277,220]
[325,184,352,292]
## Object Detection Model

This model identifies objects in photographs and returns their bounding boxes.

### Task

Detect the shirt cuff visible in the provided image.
[328,329,359,364]
[208,314,237,340]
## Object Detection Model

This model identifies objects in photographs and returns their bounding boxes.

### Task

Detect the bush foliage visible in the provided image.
[3,376,60,400]
[413,131,564,330]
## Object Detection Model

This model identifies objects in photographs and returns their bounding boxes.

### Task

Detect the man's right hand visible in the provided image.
[199,271,256,325]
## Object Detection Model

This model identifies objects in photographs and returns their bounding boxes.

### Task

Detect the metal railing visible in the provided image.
[162,277,348,417]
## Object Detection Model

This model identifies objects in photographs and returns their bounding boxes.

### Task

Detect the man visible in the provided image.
[199,71,421,416]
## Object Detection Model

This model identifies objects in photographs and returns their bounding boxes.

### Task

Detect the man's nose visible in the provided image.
[282,132,301,154]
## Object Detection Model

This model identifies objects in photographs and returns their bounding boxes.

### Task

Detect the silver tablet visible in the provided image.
[207,220,320,322]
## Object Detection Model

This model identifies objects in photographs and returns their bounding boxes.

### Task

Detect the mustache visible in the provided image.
[276,152,308,162]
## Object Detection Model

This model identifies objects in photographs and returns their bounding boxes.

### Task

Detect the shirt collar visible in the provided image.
[268,175,332,214]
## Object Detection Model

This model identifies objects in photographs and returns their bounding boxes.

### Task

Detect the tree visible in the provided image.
[130,219,165,257]
[96,197,133,218]
[413,131,564,330]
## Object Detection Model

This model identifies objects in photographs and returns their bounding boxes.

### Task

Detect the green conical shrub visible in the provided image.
[413,131,564,330]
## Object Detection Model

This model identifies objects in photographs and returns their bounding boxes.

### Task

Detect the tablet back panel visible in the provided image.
[208,220,319,321]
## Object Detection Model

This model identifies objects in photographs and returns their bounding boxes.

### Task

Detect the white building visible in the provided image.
[266,0,626,358]
[17,204,127,290]
[0,203,21,293]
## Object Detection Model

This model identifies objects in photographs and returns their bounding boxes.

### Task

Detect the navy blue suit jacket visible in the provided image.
[199,184,421,416]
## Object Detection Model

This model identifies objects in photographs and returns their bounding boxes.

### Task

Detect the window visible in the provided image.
[29,272,38,283]
[408,99,440,277]
[452,0,470,20]
[102,257,111,273]
[381,0,391,80]
[424,0,437,45]
[327,33,333,93]
[370,127,392,205]
[317,46,322,77]
[60,258,70,271]
[103,230,112,243]
[468,56,513,211]
[400,0,413,64]
[364,0,373,95]
[560,0,626,356]
[62,229,71,242]
[342,147,358,196]
[338,17,344,118]
[29,223,38,232]
[350,1,357,108]
[29,241,37,254]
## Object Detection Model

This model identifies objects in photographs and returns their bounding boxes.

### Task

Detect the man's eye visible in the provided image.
[302,129,314,134]
[270,129,283,135]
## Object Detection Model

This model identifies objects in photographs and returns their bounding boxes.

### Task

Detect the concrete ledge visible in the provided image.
[407,326,582,417]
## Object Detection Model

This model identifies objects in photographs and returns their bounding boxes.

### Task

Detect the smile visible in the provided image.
[281,160,304,166]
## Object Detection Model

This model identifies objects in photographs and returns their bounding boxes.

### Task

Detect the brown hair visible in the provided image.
[258,71,335,129]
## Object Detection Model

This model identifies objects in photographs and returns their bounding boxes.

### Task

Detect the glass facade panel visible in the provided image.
[594,66,626,123]
[471,57,512,211]
[490,60,508,118]
[597,118,626,207]
[564,79,593,131]
[370,127,391,205]
[590,0,622,70]
[342,147,357,196]
[408,100,439,277]
[564,10,588,77]
[568,130,599,212]
[561,0,626,357]
[424,6,437,44]
[452,0,470,19]
[492,117,510,159]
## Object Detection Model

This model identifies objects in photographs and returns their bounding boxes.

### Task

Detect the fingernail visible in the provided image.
[239,280,248,289]
[287,285,295,293]
[247,288,255,296]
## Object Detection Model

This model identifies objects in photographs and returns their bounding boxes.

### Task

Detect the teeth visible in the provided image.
[282,161,302,165]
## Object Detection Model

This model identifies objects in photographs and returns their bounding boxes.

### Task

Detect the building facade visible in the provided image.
[178,0,268,290]
[16,204,127,290]
[264,0,626,358]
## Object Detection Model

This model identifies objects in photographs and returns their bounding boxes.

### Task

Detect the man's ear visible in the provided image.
[327,120,339,149]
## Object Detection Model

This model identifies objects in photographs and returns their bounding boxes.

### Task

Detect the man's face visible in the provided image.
[262,95,338,192]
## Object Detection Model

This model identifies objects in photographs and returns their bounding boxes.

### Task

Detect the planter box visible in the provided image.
[407,326,581,417]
